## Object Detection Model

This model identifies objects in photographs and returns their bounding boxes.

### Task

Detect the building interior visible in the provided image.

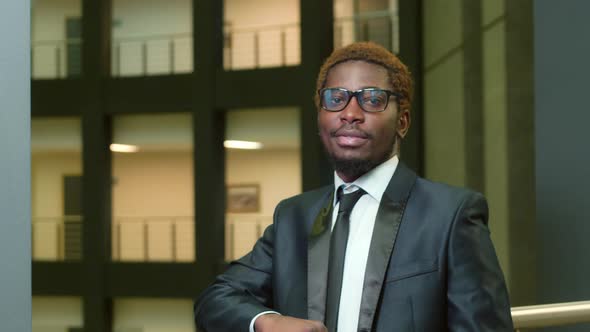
[28,0,590,331]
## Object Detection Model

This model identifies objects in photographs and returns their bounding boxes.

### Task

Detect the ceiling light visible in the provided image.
[110,143,139,153]
[223,140,263,150]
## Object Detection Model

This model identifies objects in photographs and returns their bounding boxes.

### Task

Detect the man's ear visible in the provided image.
[396,109,411,138]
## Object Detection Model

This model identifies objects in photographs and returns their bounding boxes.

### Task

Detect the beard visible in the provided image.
[324,131,397,181]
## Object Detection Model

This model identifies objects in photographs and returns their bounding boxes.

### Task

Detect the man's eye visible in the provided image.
[331,97,343,103]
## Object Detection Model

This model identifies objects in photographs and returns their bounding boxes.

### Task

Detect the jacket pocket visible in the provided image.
[385,259,438,283]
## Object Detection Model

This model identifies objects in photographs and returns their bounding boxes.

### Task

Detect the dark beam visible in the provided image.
[398,0,424,175]
[32,262,85,295]
[81,0,113,330]
[216,67,302,109]
[299,0,334,191]
[31,80,85,117]
[462,0,484,192]
[192,0,226,283]
[105,75,193,114]
[106,263,208,297]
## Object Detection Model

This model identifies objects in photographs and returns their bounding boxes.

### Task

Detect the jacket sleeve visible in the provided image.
[194,202,283,332]
[446,192,514,331]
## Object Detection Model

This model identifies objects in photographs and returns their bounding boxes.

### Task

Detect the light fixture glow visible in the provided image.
[223,140,263,150]
[110,143,139,153]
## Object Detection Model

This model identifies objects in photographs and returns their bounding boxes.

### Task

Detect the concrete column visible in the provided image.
[0,0,31,331]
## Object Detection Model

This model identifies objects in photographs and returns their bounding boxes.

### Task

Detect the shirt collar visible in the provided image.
[333,155,399,205]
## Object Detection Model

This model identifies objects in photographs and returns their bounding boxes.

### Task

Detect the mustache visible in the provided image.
[330,124,372,139]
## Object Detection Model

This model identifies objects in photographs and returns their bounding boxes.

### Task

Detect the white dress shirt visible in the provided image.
[250,156,399,332]
[331,155,398,332]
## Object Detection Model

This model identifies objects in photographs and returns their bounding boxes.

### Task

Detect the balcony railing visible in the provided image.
[31,214,275,263]
[223,23,301,70]
[31,39,82,79]
[225,214,272,261]
[112,33,193,77]
[30,11,399,79]
[32,216,83,261]
[334,10,399,53]
[111,216,195,262]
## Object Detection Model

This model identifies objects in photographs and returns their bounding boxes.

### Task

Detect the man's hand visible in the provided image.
[254,314,328,332]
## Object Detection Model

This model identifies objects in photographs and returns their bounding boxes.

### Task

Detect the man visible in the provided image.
[195,42,513,331]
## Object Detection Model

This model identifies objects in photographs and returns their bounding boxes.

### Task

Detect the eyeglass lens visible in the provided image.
[321,88,389,112]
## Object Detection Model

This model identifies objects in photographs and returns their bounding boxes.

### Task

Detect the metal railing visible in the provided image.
[112,216,195,262]
[334,10,399,53]
[31,38,82,79]
[223,23,300,70]
[31,11,400,78]
[32,215,83,261]
[225,214,272,261]
[112,33,193,76]
[512,300,590,330]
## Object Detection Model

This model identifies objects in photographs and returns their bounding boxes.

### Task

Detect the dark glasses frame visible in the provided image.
[318,87,400,113]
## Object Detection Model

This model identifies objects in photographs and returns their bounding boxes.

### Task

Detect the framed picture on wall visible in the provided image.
[226,184,260,213]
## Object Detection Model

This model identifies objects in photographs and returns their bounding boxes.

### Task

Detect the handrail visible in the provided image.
[32,38,82,46]
[112,32,192,43]
[336,9,398,21]
[512,300,590,329]
[224,22,299,34]
[32,215,83,223]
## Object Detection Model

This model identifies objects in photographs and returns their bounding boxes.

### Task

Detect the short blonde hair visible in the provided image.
[315,42,413,112]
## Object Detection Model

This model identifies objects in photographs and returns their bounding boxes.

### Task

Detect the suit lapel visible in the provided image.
[307,190,334,322]
[357,162,417,331]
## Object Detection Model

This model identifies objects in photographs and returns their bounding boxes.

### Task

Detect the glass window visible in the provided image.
[31,117,83,261]
[224,0,300,69]
[334,0,399,52]
[111,0,193,76]
[111,113,195,262]
[31,0,82,79]
[225,107,301,260]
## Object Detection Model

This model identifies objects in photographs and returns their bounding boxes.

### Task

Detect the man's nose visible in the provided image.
[339,96,365,123]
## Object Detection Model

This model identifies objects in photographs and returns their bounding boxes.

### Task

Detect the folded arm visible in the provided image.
[195,223,276,332]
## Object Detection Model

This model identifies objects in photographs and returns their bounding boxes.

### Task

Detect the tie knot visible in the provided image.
[337,187,366,213]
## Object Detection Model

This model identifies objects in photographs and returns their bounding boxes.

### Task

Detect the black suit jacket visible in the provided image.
[195,162,513,331]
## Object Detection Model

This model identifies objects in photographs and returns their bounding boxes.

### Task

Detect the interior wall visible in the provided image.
[422,0,466,186]
[32,152,82,218]
[112,0,193,75]
[32,297,83,332]
[422,0,514,289]
[536,2,590,329]
[112,151,194,218]
[32,0,81,42]
[224,0,299,28]
[226,149,302,216]
[224,0,301,68]
[31,0,82,78]
[225,148,301,260]
[481,0,511,296]
[111,0,192,38]
[113,298,194,332]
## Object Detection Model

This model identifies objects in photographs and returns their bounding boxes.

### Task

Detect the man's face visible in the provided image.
[318,60,409,182]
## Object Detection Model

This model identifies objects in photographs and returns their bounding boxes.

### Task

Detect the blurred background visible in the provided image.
[18,0,590,331]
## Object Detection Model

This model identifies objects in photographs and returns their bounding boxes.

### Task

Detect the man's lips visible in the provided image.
[331,128,370,147]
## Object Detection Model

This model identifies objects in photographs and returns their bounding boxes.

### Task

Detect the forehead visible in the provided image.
[324,60,390,90]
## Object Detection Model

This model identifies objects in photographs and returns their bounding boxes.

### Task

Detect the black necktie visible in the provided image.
[325,187,366,331]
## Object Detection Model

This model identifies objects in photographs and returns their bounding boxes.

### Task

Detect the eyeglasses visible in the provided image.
[318,87,399,113]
